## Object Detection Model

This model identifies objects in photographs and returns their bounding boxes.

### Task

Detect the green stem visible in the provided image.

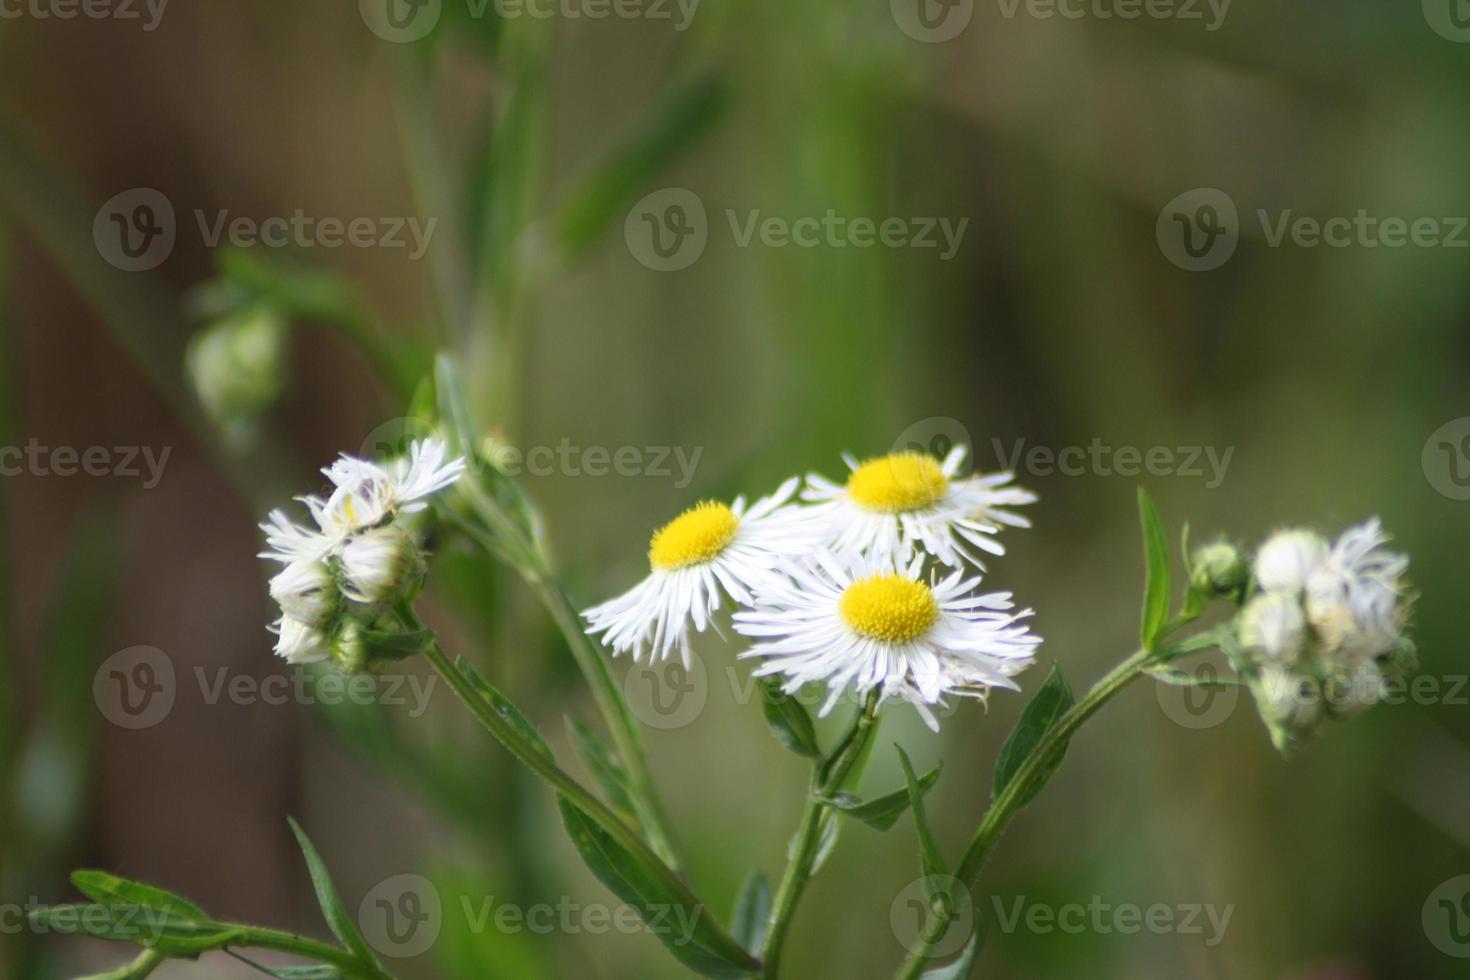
[761,690,883,977]
[891,646,1159,980]
[228,924,395,979]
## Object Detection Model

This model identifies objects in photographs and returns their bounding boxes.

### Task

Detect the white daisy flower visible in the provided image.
[314,438,467,538]
[271,615,331,665]
[341,526,423,604]
[582,478,811,665]
[1303,518,1409,663]
[733,552,1040,731]
[800,446,1034,569]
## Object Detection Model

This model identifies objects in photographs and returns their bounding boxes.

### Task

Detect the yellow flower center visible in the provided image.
[649,501,740,571]
[839,574,939,643]
[846,453,949,513]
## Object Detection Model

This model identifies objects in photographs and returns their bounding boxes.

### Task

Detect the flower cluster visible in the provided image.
[583,446,1041,729]
[259,439,466,669]
[1233,519,1415,751]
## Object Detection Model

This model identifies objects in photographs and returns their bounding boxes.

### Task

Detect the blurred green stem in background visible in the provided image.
[762,688,884,978]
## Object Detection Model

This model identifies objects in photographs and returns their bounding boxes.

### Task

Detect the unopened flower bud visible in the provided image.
[331,618,368,674]
[273,616,330,665]
[1238,592,1306,664]
[1252,666,1323,754]
[341,527,425,604]
[269,560,340,628]
[1253,529,1329,594]
[186,306,287,439]
[1190,541,1247,598]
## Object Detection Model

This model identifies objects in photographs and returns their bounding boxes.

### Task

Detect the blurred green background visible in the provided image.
[1,1,1469,977]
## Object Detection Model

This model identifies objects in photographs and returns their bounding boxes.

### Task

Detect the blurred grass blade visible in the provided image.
[729,870,770,955]
[553,73,729,259]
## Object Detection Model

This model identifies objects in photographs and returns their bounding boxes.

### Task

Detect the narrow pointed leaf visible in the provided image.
[896,746,947,888]
[920,920,985,979]
[1138,488,1171,649]
[557,798,762,979]
[759,680,821,758]
[71,871,207,922]
[809,813,841,877]
[815,763,941,831]
[28,904,239,956]
[566,715,637,823]
[992,665,1074,810]
[286,819,381,973]
[455,656,552,760]
[729,870,770,955]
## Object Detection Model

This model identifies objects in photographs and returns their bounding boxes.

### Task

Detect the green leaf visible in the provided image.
[1137,487,1171,650]
[71,871,206,922]
[76,948,167,980]
[454,656,553,760]
[557,798,762,979]
[897,747,946,883]
[28,903,239,956]
[286,819,381,974]
[729,870,770,955]
[358,628,435,660]
[566,716,637,824]
[815,763,941,831]
[1147,665,1245,689]
[252,967,344,979]
[759,680,821,758]
[920,923,985,979]
[992,665,1074,811]
[808,813,841,877]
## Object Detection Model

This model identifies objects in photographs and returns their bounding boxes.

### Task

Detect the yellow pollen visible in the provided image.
[846,453,949,513]
[649,501,739,571]
[839,574,939,643]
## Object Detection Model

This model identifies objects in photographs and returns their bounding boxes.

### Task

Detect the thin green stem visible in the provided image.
[890,640,1196,980]
[228,924,395,979]
[761,690,883,977]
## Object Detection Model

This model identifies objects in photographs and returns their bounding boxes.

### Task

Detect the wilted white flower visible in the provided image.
[1303,518,1409,664]
[583,479,813,665]
[271,615,331,665]
[733,552,1040,730]
[311,439,467,540]
[1238,592,1306,664]
[1253,529,1329,594]
[800,446,1034,570]
[341,526,424,604]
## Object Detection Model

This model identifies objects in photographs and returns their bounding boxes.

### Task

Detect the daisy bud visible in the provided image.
[273,616,331,665]
[269,559,340,628]
[332,618,369,674]
[1253,529,1329,594]
[1238,592,1306,664]
[341,527,425,604]
[1189,541,1247,599]
[1252,666,1323,754]
[186,306,286,438]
